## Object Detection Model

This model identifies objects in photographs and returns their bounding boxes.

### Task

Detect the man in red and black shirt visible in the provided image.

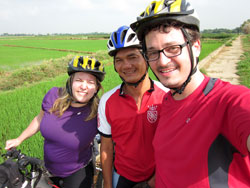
[98,26,168,188]
[131,0,250,187]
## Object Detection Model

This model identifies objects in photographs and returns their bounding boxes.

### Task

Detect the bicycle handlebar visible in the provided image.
[1,148,54,188]
[5,148,21,158]
[3,148,44,170]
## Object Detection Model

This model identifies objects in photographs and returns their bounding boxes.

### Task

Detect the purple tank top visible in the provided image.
[40,87,97,177]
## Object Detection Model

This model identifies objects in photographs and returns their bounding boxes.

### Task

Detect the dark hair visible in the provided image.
[143,20,200,46]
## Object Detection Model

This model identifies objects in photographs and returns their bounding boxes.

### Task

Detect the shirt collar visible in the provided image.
[119,78,154,96]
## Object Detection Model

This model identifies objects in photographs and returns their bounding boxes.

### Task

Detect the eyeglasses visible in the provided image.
[144,41,189,62]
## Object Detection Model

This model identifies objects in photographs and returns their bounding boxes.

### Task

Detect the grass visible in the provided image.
[0,54,74,91]
[0,39,107,53]
[237,34,250,88]
[0,38,108,71]
[0,75,67,160]
[201,33,236,40]
[199,40,224,60]
[0,51,113,91]
[0,45,71,70]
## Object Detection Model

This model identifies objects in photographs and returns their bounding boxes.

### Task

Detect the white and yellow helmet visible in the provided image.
[131,0,200,40]
[67,56,105,82]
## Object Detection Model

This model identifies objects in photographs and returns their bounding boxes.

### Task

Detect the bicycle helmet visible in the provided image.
[130,0,200,41]
[66,56,105,101]
[107,26,148,88]
[67,56,105,82]
[107,25,141,56]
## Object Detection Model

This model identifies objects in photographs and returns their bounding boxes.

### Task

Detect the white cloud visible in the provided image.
[0,0,249,34]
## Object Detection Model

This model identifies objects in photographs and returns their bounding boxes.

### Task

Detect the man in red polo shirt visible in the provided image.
[97,25,168,188]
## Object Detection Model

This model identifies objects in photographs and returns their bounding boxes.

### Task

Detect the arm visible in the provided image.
[5,110,44,150]
[100,136,113,188]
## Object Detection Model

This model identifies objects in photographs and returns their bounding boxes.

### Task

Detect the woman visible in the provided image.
[5,56,105,188]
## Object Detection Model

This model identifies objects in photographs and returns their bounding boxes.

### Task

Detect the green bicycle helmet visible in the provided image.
[130,0,200,41]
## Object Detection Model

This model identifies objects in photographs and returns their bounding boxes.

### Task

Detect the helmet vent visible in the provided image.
[127,33,136,43]
[95,61,101,69]
[121,30,128,43]
[108,40,113,47]
[87,60,92,69]
[79,56,83,66]
[140,11,145,17]
[113,32,118,44]
[151,3,156,13]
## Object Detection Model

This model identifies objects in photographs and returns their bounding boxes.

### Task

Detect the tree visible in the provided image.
[241,19,250,34]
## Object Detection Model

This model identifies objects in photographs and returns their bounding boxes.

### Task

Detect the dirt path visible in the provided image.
[199,36,244,85]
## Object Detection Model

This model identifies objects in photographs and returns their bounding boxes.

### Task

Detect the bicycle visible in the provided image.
[0,148,58,188]
[1,138,104,188]
[92,134,103,188]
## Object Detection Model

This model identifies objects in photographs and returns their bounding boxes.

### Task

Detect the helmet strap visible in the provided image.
[120,72,147,88]
[113,52,148,88]
[171,28,197,96]
[66,76,73,97]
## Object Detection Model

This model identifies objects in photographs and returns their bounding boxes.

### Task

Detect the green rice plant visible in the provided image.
[225,39,233,46]
[0,39,107,53]
[0,37,223,72]
[199,41,224,60]
[0,39,108,70]
[0,45,71,70]
[237,35,250,88]
[0,51,112,92]
[0,55,74,91]
[201,33,235,40]
[0,75,66,161]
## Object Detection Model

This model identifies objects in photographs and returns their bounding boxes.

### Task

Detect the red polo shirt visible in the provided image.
[98,80,168,182]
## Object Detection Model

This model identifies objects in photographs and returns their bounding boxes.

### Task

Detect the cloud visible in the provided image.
[0,0,249,34]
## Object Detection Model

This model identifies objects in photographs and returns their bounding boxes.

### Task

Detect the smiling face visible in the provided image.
[145,27,200,89]
[71,72,98,107]
[114,47,147,84]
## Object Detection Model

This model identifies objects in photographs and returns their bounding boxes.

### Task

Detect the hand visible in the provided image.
[5,138,21,150]
[133,181,151,188]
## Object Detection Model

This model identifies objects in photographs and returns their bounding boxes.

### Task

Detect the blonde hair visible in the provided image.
[49,77,103,121]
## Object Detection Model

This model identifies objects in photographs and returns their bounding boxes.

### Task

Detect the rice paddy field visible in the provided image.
[0,34,239,160]
[0,37,108,70]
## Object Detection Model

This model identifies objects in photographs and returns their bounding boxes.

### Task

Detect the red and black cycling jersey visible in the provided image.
[153,76,250,188]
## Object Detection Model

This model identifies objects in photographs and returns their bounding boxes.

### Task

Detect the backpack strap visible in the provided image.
[203,77,218,96]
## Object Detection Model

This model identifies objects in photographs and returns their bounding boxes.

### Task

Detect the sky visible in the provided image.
[0,0,249,35]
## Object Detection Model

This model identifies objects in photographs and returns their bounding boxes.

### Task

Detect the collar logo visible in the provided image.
[147,105,158,124]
